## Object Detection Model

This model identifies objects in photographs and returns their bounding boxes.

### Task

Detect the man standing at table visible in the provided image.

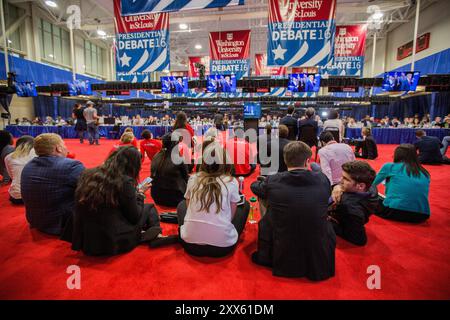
[83,101,100,145]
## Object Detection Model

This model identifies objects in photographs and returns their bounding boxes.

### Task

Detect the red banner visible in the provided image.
[397,33,430,61]
[114,0,168,33]
[255,53,286,76]
[335,25,367,57]
[188,56,210,78]
[209,30,251,60]
[292,67,318,73]
[270,0,337,23]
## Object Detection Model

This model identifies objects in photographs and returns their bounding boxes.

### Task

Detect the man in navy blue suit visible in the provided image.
[175,77,185,93]
[305,74,315,92]
[21,133,85,235]
[222,75,232,92]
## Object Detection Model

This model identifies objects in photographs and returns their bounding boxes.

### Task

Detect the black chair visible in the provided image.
[323,128,340,143]
[109,124,121,139]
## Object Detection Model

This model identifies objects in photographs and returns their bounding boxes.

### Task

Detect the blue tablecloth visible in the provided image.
[6,125,176,139]
[6,125,450,144]
[345,128,450,144]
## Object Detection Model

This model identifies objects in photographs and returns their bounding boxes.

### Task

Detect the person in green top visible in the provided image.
[373,144,431,223]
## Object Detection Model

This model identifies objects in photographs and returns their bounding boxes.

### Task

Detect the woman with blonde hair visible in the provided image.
[124,127,139,148]
[177,142,250,257]
[109,132,136,155]
[4,135,36,204]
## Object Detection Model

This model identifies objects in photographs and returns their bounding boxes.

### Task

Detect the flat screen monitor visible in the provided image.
[68,79,92,96]
[288,73,321,92]
[382,71,421,91]
[243,102,261,119]
[207,74,236,93]
[15,82,38,97]
[161,76,189,94]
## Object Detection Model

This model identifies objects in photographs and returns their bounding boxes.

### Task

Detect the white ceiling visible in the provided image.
[9,0,436,71]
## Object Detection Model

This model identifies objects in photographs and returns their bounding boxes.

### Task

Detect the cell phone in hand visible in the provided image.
[138,177,152,190]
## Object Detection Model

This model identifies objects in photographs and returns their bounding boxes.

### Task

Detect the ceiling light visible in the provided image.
[97,30,107,37]
[195,44,202,50]
[179,23,188,30]
[7,39,12,44]
[45,1,58,8]
[371,12,383,20]
[48,54,54,58]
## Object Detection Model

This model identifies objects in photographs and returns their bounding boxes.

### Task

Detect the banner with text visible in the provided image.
[323,25,367,76]
[209,30,251,80]
[188,56,210,78]
[255,53,286,76]
[121,0,245,15]
[267,0,336,67]
[114,0,170,83]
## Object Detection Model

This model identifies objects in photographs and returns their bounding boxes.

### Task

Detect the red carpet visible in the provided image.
[1,139,449,299]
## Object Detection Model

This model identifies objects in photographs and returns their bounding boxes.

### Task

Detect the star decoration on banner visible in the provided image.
[272,44,287,61]
[120,53,132,67]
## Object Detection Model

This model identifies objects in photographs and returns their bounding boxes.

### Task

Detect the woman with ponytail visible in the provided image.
[177,141,250,257]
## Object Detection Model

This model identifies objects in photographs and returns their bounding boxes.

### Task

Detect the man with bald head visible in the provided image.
[21,133,85,235]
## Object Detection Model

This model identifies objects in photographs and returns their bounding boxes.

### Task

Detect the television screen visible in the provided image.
[161,76,189,94]
[243,102,261,119]
[207,74,236,93]
[68,80,92,96]
[15,82,38,97]
[382,71,421,91]
[288,73,321,92]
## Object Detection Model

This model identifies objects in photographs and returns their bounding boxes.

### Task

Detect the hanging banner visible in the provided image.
[255,53,286,76]
[267,0,336,67]
[323,25,367,76]
[209,30,251,80]
[188,56,210,78]
[121,0,245,15]
[114,0,170,83]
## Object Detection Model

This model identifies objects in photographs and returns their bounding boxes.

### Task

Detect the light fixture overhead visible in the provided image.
[195,44,202,50]
[48,54,54,58]
[371,12,383,20]
[97,29,107,37]
[45,0,58,8]
[7,39,12,44]
[179,23,188,30]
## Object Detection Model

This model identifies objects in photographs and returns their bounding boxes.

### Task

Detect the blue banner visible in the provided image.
[323,56,365,76]
[267,0,336,68]
[121,0,244,15]
[210,59,250,80]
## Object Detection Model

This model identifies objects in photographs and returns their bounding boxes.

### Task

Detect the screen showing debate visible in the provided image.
[243,102,261,119]
[161,76,189,94]
[382,71,421,91]
[68,80,92,96]
[207,74,236,93]
[288,73,321,92]
[15,82,38,97]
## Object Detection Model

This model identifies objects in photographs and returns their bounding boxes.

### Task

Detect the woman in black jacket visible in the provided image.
[72,103,87,144]
[72,146,162,256]
[151,134,190,207]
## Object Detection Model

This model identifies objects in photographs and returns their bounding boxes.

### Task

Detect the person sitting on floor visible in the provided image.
[70,146,164,256]
[250,141,336,281]
[354,127,378,160]
[140,130,162,162]
[4,135,36,204]
[414,130,450,164]
[225,125,256,177]
[123,127,139,148]
[0,130,15,185]
[151,133,190,207]
[109,132,136,155]
[21,133,85,235]
[177,142,250,257]
[329,161,378,246]
[373,144,431,223]
[260,124,290,175]
[315,131,355,186]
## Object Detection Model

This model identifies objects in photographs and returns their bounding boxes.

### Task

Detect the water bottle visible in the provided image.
[238,176,244,193]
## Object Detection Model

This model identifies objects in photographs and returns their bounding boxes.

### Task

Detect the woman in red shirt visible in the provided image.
[109,132,136,155]
[124,127,139,148]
